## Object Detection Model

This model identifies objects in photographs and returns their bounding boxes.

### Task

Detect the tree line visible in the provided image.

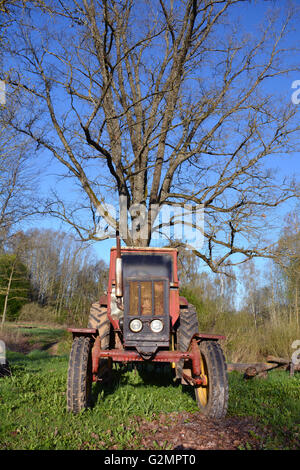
[163,206,300,333]
[0,229,108,326]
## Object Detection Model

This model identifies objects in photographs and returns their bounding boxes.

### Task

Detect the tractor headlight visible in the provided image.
[150,319,164,333]
[129,319,143,333]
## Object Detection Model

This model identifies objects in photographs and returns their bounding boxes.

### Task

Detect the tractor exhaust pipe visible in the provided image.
[115,231,123,297]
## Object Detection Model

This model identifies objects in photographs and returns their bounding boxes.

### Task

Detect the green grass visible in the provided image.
[9,325,67,347]
[228,371,300,449]
[0,327,299,450]
[0,351,198,450]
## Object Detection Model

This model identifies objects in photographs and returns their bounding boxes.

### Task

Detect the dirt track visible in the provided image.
[133,412,264,450]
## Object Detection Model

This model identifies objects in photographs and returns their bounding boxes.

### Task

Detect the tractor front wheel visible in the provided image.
[67,336,93,413]
[194,340,228,419]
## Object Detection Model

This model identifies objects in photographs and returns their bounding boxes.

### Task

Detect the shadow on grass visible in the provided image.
[135,363,176,386]
[6,350,69,377]
[90,362,195,409]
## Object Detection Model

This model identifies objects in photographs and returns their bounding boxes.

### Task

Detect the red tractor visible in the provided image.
[67,236,228,418]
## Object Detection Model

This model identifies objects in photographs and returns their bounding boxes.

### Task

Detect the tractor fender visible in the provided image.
[99,294,108,306]
[179,296,189,307]
[189,333,226,346]
[67,328,98,339]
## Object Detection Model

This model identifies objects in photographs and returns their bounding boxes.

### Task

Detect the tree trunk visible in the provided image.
[1,262,15,329]
[295,283,299,328]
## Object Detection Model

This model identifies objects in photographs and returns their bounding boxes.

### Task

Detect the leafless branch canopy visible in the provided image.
[3,0,300,272]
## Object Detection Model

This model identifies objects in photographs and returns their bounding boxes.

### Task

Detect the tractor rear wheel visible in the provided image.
[87,302,111,349]
[0,360,11,378]
[87,302,112,380]
[194,340,228,419]
[67,336,93,413]
[175,304,199,380]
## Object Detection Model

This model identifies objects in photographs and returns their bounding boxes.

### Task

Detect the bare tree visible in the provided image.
[0,10,41,250]
[3,0,300,272]
[0,232,30,328]
[20,228,108,322]
[275,210,300,327]
[0,123,40,249]
[239,258,263,327]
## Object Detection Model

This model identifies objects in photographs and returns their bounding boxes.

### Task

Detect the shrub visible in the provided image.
[180,286,300,362]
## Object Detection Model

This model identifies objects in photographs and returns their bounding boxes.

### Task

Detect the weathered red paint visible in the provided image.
[92,336,101,381]
[190,337,201,376]
[96,349,191,362]
[91,337,208,376]
[181,372,206,386]
[179,296,189,307]
[193,333,226,341]
[169,288,180,325]
[67,328,97,336]
[99,294,108,306]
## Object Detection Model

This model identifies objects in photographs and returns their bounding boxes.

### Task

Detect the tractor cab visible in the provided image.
[109,246,177,356]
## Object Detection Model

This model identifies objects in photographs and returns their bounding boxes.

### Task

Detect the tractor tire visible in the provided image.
[67,336,93,413]
[87,302,110,350]
[87,302,112,381]
[194,340,228,419]
[175,303,199,380]
[0,360,11,378]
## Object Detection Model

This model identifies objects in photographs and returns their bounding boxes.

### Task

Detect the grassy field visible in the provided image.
[0,325,299,450]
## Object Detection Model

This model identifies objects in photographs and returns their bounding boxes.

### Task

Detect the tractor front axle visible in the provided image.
[91,337,204,383]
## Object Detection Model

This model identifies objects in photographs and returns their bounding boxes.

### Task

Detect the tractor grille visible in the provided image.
[129,280,165,316]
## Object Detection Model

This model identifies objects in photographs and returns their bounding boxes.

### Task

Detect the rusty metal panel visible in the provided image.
[140,281,152,315]
[129,280,165,316]
[153,281,164,316]
[99,294,108,306]
[97,349,192,362]
[170,288,180,325]
[194,333,226,341]
[179,296,189,307]
[67,328,97,340]
[67,328,97,335]
[129,281,139,316]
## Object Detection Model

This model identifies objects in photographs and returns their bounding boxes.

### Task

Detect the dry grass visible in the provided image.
[198,309,300,363]
[0,325,32,353]
[18,302,59,325]
[2,300,299,363]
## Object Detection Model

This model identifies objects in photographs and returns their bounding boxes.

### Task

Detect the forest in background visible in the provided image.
[0,229,108,327]
[179,210,300,361]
